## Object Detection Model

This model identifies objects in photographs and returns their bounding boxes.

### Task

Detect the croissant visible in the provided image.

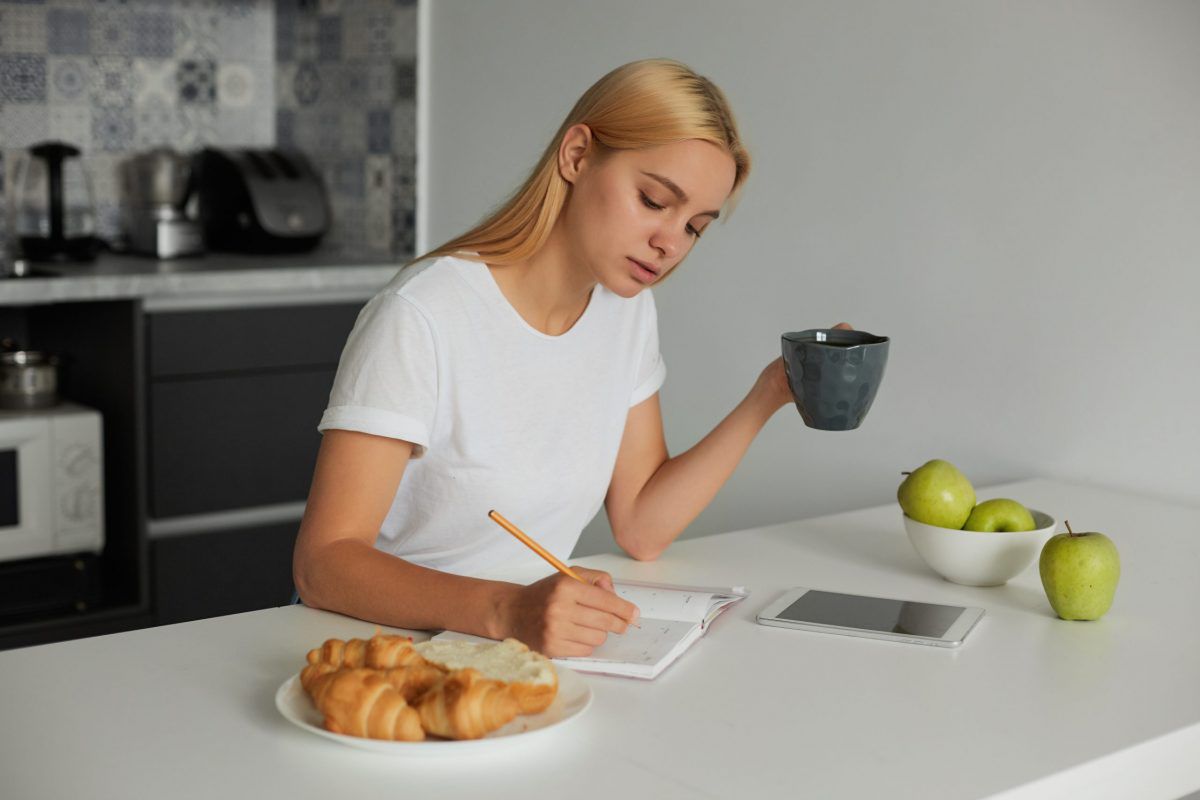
[365,635,430,670]
[307,668,425,742]
[306,633,419,669]
[376,664,448,704]
[416,668,520,740]
[300,661,340,695]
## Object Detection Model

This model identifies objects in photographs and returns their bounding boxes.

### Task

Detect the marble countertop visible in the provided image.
[0,252,403,309]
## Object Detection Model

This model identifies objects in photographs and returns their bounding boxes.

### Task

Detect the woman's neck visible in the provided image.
[486,227,596,337]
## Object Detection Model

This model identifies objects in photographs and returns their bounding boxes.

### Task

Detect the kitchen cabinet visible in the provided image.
[145,303,360,518]
[0,270,379,648]
[0,300,152,649]
[149,370,337,516]
[151,520,303,625]
[144,301,363,624]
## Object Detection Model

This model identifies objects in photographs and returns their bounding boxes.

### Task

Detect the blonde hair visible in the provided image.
[411,58,750,267]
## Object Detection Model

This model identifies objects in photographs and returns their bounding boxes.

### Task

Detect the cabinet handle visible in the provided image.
[147,500,307,538]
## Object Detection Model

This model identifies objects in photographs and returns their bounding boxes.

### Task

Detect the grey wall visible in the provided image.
[423,0,1200,558]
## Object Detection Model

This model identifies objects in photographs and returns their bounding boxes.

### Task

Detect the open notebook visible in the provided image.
[434,580,748,680]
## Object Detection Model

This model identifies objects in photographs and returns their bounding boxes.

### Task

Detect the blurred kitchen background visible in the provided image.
[0,0,416,259]
[0,0,419,649]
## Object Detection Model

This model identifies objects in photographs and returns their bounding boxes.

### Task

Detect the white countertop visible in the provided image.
[0,252,401,307]
[2,479,1198,799]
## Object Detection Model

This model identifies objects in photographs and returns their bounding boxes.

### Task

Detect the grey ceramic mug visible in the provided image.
[781,329,890,431]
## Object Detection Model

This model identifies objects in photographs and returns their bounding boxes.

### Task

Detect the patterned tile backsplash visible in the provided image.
[0,0,417,259]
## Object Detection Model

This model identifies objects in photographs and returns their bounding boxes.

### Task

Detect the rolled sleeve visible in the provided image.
[317,405,431,456]
[318,292,439,457]
[629,356,666,407]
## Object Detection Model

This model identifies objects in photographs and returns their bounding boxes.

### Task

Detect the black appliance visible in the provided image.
[194,148,330,254]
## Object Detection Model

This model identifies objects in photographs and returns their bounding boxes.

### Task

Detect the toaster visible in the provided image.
[194,148,330,253]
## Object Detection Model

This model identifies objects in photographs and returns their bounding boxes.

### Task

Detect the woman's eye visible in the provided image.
[640,192,664,211]
[641,191,702,238]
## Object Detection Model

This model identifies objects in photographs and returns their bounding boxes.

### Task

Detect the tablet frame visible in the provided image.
[756,587,985,648]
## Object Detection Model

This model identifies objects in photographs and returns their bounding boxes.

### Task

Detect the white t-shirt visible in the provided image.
[317,255,666,577]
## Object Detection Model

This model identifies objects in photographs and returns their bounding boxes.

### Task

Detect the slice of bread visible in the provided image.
[414,638,558,714]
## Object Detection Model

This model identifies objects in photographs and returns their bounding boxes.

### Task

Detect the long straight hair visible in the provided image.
[410,58,750,267]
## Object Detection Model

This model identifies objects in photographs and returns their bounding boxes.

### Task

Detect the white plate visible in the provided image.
[275,666,592,756]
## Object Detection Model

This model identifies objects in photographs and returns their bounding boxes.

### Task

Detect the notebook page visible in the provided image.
[613,584,717,624]
[561,618,696,669]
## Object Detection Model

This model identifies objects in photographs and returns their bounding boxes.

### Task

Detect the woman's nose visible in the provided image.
[649,227,682,261]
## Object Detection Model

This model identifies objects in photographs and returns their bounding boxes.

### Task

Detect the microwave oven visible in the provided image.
[0,402,104,563]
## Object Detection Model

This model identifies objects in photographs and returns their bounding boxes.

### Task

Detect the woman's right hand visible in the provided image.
[495,567,640,658]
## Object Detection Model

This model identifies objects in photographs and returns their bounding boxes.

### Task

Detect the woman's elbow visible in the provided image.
[292,571,316,609]
[293,576,321,610]
[292,547,326,609]
[615,530,664,562]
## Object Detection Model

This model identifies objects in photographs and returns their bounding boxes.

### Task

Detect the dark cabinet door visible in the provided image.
[151,521,299,626]
[147,303,362,378]
[148,369,334,517]
[145,301,363,518]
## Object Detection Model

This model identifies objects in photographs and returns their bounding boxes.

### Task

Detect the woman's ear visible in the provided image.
[557,123,593,185]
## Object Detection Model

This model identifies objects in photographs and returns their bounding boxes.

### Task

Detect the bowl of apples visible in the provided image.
[899,460,1057,587]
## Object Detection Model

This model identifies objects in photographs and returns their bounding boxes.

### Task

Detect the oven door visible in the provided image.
[0,416,54,563]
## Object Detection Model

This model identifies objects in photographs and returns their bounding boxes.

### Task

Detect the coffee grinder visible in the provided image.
[122,147,205,259]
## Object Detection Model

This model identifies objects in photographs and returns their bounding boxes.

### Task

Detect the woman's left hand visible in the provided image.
[754,322,855,412]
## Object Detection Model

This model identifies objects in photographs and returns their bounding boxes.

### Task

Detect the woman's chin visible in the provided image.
[606,279,647,299]
[591,260,654,298]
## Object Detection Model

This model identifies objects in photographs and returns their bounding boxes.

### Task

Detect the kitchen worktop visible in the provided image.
[2,479,1198,799]
[0,251,403,308]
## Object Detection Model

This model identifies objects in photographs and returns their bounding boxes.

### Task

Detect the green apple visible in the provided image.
[963,498,1036,532]
[897,459,976,529]
[1039,521,1120,620]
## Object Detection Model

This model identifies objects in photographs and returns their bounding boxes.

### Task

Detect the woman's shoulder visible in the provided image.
[376,253,479,304]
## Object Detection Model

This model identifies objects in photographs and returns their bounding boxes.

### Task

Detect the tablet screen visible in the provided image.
[778,590,965,638]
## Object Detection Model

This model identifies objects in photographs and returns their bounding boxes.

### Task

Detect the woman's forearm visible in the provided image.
[296,538,513,638]
[619,386,782,560]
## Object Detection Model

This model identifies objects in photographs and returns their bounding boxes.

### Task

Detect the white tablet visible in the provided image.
[757,587,984,648]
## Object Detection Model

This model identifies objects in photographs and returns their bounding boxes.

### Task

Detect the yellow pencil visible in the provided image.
[488,509,584,582]
[487,509,640,628]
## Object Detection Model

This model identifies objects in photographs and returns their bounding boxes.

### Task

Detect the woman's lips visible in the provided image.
[628,257,658,283]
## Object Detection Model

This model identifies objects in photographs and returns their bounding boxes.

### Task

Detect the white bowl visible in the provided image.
[903,509,1057,587]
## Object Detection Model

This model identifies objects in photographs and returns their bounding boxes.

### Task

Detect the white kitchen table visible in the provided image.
[2,479,1198,800]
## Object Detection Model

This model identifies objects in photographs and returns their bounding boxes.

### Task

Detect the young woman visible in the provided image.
[293,58,847,657]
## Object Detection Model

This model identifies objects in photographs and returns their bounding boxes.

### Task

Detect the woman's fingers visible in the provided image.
[832,321,854,330]
[570,566,640,624]
[573,575,640,626]
[517,569,642,656]
[572,565,614,591]
[572,603,633,635]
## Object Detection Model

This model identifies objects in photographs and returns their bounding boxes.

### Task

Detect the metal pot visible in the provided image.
[0,350,60,409]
